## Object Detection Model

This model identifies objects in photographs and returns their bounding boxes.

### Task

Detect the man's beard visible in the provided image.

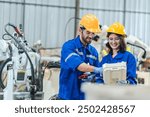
[82,35,92,45]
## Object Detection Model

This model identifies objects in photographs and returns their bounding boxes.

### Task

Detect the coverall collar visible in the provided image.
[75,36,92,54]
[109,51,124,59]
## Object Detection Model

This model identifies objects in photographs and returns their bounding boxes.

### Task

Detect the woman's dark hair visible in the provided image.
[106,32,126,54]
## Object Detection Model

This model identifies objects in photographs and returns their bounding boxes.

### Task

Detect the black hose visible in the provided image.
[0,58,12,89]
[127,42,146,59]
[64,17,80,40]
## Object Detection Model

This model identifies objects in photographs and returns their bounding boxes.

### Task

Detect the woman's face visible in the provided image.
[108,34,120,50]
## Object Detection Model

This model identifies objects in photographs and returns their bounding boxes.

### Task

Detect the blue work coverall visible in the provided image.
[99,51,137,84]
[58,36,103,100]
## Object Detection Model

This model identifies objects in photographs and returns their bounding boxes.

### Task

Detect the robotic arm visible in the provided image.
[126,35,150,70]
[126,35,150,59]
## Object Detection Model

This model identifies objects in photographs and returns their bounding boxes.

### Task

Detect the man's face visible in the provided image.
[81,29,95,45]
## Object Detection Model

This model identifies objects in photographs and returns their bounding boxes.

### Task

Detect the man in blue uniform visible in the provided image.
[58,14,103,100]
[99,22,137,85]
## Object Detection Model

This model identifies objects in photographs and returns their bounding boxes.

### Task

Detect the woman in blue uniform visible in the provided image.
[99,22,137,85]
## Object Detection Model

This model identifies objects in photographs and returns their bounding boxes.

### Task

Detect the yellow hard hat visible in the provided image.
[107,22,126,36]
[80,14,101,33]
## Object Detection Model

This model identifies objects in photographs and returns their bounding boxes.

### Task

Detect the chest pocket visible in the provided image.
[75,48,97,65]
[86,54,97,65]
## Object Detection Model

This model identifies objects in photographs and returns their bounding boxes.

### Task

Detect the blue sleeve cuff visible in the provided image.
[95,75,104,84]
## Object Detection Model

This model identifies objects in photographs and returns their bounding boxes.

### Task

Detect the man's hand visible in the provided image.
[93,67,103,75]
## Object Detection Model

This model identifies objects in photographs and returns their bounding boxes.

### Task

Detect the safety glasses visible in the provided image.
[108,37,120,42]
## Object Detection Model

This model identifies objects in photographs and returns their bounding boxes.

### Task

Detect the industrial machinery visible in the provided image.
[126,35,150,85]
[0,23,43,100]
[39,48,60,100]
[103,62,126,85]
[126,35,150,70]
